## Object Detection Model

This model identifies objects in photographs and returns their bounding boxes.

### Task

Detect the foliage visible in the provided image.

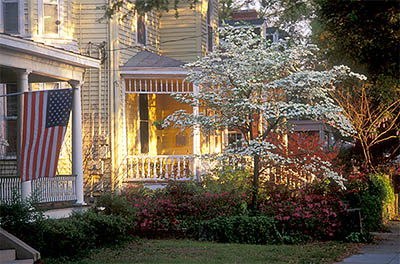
[260,187,347,241]
[196,215,280,244]
[202,166,251,195]
[345,232,372,243]
[0,196,44,236]
[0,202,132,260]
[313,0,400,168]
[314,0,399,81]
[344,172,395,232]
[332,83,400,169]
[98,182,247,237]
[163,26,363,209]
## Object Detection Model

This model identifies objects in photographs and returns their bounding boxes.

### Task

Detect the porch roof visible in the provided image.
[120,51,188,76]
[0,33,100,83]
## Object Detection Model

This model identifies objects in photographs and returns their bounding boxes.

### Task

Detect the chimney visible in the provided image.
[231,9,259,21]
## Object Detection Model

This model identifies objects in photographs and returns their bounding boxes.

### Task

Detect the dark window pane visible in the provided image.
[139,94,148,120]
[4,3,19,33]
[6,84,17,117]
[6,120,17,155]
[137,15,146,45]
[140,121,149,153]
[254,27,261,36]
[266,35,273,42]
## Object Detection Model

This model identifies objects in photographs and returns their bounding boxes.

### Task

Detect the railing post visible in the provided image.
[68,80,85,205]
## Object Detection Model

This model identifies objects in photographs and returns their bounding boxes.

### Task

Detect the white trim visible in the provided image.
[120,70,188,76]
[0,34,99,68]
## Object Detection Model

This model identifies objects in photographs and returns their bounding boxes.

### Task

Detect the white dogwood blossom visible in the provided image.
[164,26,365,201]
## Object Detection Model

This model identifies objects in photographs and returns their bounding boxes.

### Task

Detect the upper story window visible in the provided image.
[1,0,22,34]
[206,1,213,52]
[137,14,146,46]
[43,0,59,34]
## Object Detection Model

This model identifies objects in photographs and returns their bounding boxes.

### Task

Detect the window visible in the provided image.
[43,0,59,34]
[3,1,18,33]
[206,1,213,52]
[0,84,17,158]
[228,129,242,148]
[137,14,146,46]
[139,94,149,153]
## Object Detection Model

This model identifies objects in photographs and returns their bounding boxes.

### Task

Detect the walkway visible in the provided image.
[336,221,400,264]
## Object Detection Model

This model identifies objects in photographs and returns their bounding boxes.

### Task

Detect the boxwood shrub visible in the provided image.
[195,216,280,244]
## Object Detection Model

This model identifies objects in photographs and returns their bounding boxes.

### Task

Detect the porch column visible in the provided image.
[68,80,85,205]
[193,84,201,182]
[17,69,31,200]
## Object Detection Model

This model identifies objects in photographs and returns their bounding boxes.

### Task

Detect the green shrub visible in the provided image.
[202,166,251,195]
[345,172,395,232]
[196,216,280,244]
[0,197,44,237]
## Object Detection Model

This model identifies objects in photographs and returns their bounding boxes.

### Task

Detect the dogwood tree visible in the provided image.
[163,26,365,209]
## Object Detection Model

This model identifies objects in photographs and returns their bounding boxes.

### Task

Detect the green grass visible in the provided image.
[55,239,360,264]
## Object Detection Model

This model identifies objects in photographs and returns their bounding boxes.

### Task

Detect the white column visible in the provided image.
[17,69,31,200]
[68,80,85,205]
[193,84,201,182]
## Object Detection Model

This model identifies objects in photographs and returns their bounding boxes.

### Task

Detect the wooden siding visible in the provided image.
[159,0,218,63]
[159,3,198,62]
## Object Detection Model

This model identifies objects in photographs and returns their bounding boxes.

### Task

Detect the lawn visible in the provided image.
[58,239,360,264]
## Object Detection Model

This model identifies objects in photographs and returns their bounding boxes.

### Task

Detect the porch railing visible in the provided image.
[126,155,194,181]
[0,175,77,204]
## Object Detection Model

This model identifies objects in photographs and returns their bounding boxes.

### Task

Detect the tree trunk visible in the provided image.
[250,154,260,212]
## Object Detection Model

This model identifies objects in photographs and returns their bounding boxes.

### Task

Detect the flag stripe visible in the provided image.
[52,126,66,176]
[21,93,31,181]
[39,128,50,178]
[27,92,39,180]
[44,127,56,177]
[35,92,48,178]
[32,92,45,179]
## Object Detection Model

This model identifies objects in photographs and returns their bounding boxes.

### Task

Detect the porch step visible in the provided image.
[0,249,15,262]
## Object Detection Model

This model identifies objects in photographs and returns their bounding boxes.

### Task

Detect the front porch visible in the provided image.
[119,51,203,185]
[0,34,99,204]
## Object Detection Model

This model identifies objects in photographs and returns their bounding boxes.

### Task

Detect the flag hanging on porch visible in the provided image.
[20,89,73,182]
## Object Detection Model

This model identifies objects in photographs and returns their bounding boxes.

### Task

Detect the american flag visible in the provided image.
[20,89,73,182]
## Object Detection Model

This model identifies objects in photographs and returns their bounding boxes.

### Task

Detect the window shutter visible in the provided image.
[137,15,146,45]
[4,3,19,33]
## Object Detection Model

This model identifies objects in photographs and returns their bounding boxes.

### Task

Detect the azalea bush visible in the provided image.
[104,182,248,237]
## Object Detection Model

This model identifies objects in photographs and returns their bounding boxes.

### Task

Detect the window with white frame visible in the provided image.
[0,84,17,158]
[136,14,146,46]
[206,1,213,52]
[2,0,19,34]
[43,0,59,34]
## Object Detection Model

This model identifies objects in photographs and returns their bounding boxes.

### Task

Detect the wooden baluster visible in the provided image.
[136,157,139,179]
[165,157,169,178]
[171,157,175,179]
[141,157,145,179]
[177,157,181,179]
[153,157,157,178]
[159,157,163,178]
[147,157,151,179]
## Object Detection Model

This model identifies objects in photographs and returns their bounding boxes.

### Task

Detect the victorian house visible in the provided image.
[0,0,219,203]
